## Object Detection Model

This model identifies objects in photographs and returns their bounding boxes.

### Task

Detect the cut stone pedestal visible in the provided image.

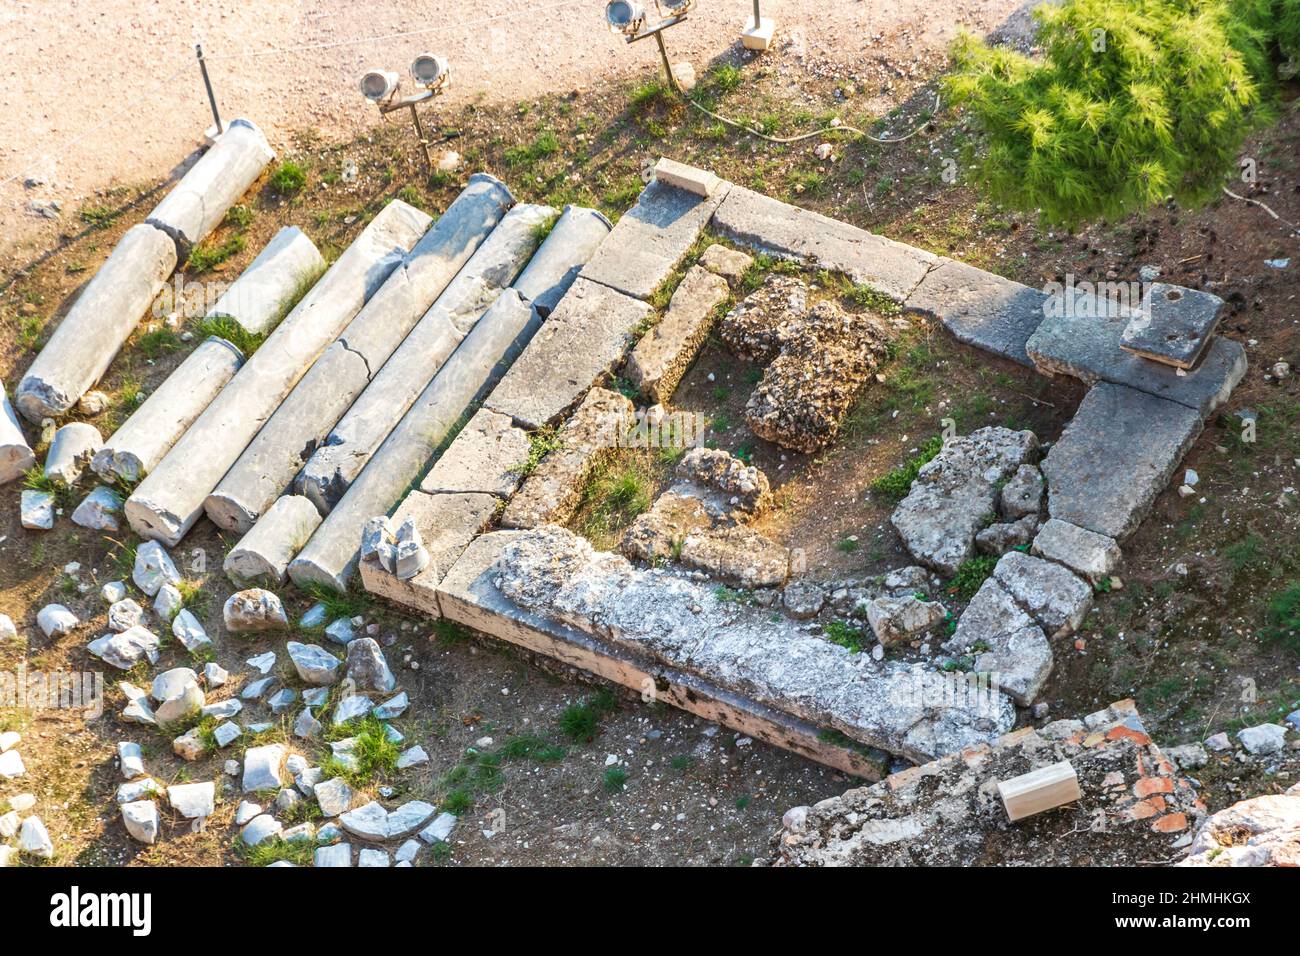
[1119,283,1224,370]
[742,16,776,50]
[1026,289,1244,417]
[625,265,730,403]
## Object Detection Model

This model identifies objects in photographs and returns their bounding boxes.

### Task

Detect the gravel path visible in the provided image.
[0,0,1032,259]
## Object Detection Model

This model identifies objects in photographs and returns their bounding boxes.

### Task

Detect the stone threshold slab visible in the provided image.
[430,531,890,779]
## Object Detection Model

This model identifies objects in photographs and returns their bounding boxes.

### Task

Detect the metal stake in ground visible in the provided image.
[196,44,223,136]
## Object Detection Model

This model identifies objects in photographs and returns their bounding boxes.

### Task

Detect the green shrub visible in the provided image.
[947,556,998,601]
[945,0,1278,225]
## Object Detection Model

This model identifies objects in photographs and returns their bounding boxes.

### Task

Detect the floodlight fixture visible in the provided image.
[606,1,647,36]
[410,53,450,91]
[656,0,695,16]
[359,69,400,103]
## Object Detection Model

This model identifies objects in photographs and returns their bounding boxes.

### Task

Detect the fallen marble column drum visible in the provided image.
[292,202,556,514]
[145,118,276,254]
[0,384,36,484]
[202,174,516,534]
[14,119,275,422]
[91,336,246,485]
[224,494,323,586]
[15,224,177,423]
[289,288,541,591]
[123,200,431,546]
[204,226,325,334]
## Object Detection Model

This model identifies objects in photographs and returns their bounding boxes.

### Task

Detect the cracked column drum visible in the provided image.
[292,203,555,515]
[202,175,516,534]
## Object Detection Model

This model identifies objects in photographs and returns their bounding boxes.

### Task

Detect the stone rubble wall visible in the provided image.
[768,700,1206,866]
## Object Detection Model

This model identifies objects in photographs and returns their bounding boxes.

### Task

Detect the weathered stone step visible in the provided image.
[580,175,729,300]
[1040,382,1203,541]
[434,530,892,779]
[124,199,431,546]
[903,258,1049,367]
[203,178,517,533]
[711,184,936,301]
[485,277,653,431]
[625,264,731,403]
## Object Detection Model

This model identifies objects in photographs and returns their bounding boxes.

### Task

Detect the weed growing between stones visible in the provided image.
[237,835,317,867]
[573,455,659,549]
[946,555,998,601]
[510,426,563,478]
[195,315,266,357]
[185,234,246,273]
[322,715,400,786]
[870,435,944,500]
[822,620,868,654]
[21,467,77,508]
[268,160,307,195]
[299,581,370,621]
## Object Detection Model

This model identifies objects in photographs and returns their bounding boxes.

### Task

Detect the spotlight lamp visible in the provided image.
[656,0,695,16]
[359,69,400,103]
[605,1,647,36]
[410,53,450,91]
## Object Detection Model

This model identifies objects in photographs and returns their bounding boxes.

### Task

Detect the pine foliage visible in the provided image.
[944,0,1293,226]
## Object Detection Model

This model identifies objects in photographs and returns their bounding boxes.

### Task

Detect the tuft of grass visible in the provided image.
[575,458,655,548]
[195,315,267,357]
[237,836,318,867]
[947,556,998,601]
[602,767,628,792]
[186,234,246,273]
[559,688,618,744]
[629,80,669,111]
[300,581,369,621]
[269,160,307,194]
[322,716,400,785]
[871,435,944,500]
[22,467,76,504]
[223,204,255,229]
[432,618,471,646]
[823,620,868,654]
[136,327,181,359]
[509,426,563,478]
[504,131,561,168]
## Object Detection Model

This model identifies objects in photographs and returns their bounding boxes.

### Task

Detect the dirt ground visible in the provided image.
[1,7,1298,867]
[0,0,1039,258]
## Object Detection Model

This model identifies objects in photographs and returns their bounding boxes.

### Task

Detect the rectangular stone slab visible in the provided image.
[433,531,888,779]
[1040,382,1203,540]
[903,258,1048,367]
[1120,282,1224,370]
[625,264,731,403]
[485,278,653,431]
[1025,289,1245,417]
[579,177,729,300]
[359,491,497,615]
[418,408,531,498]
[711,184,936,301]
